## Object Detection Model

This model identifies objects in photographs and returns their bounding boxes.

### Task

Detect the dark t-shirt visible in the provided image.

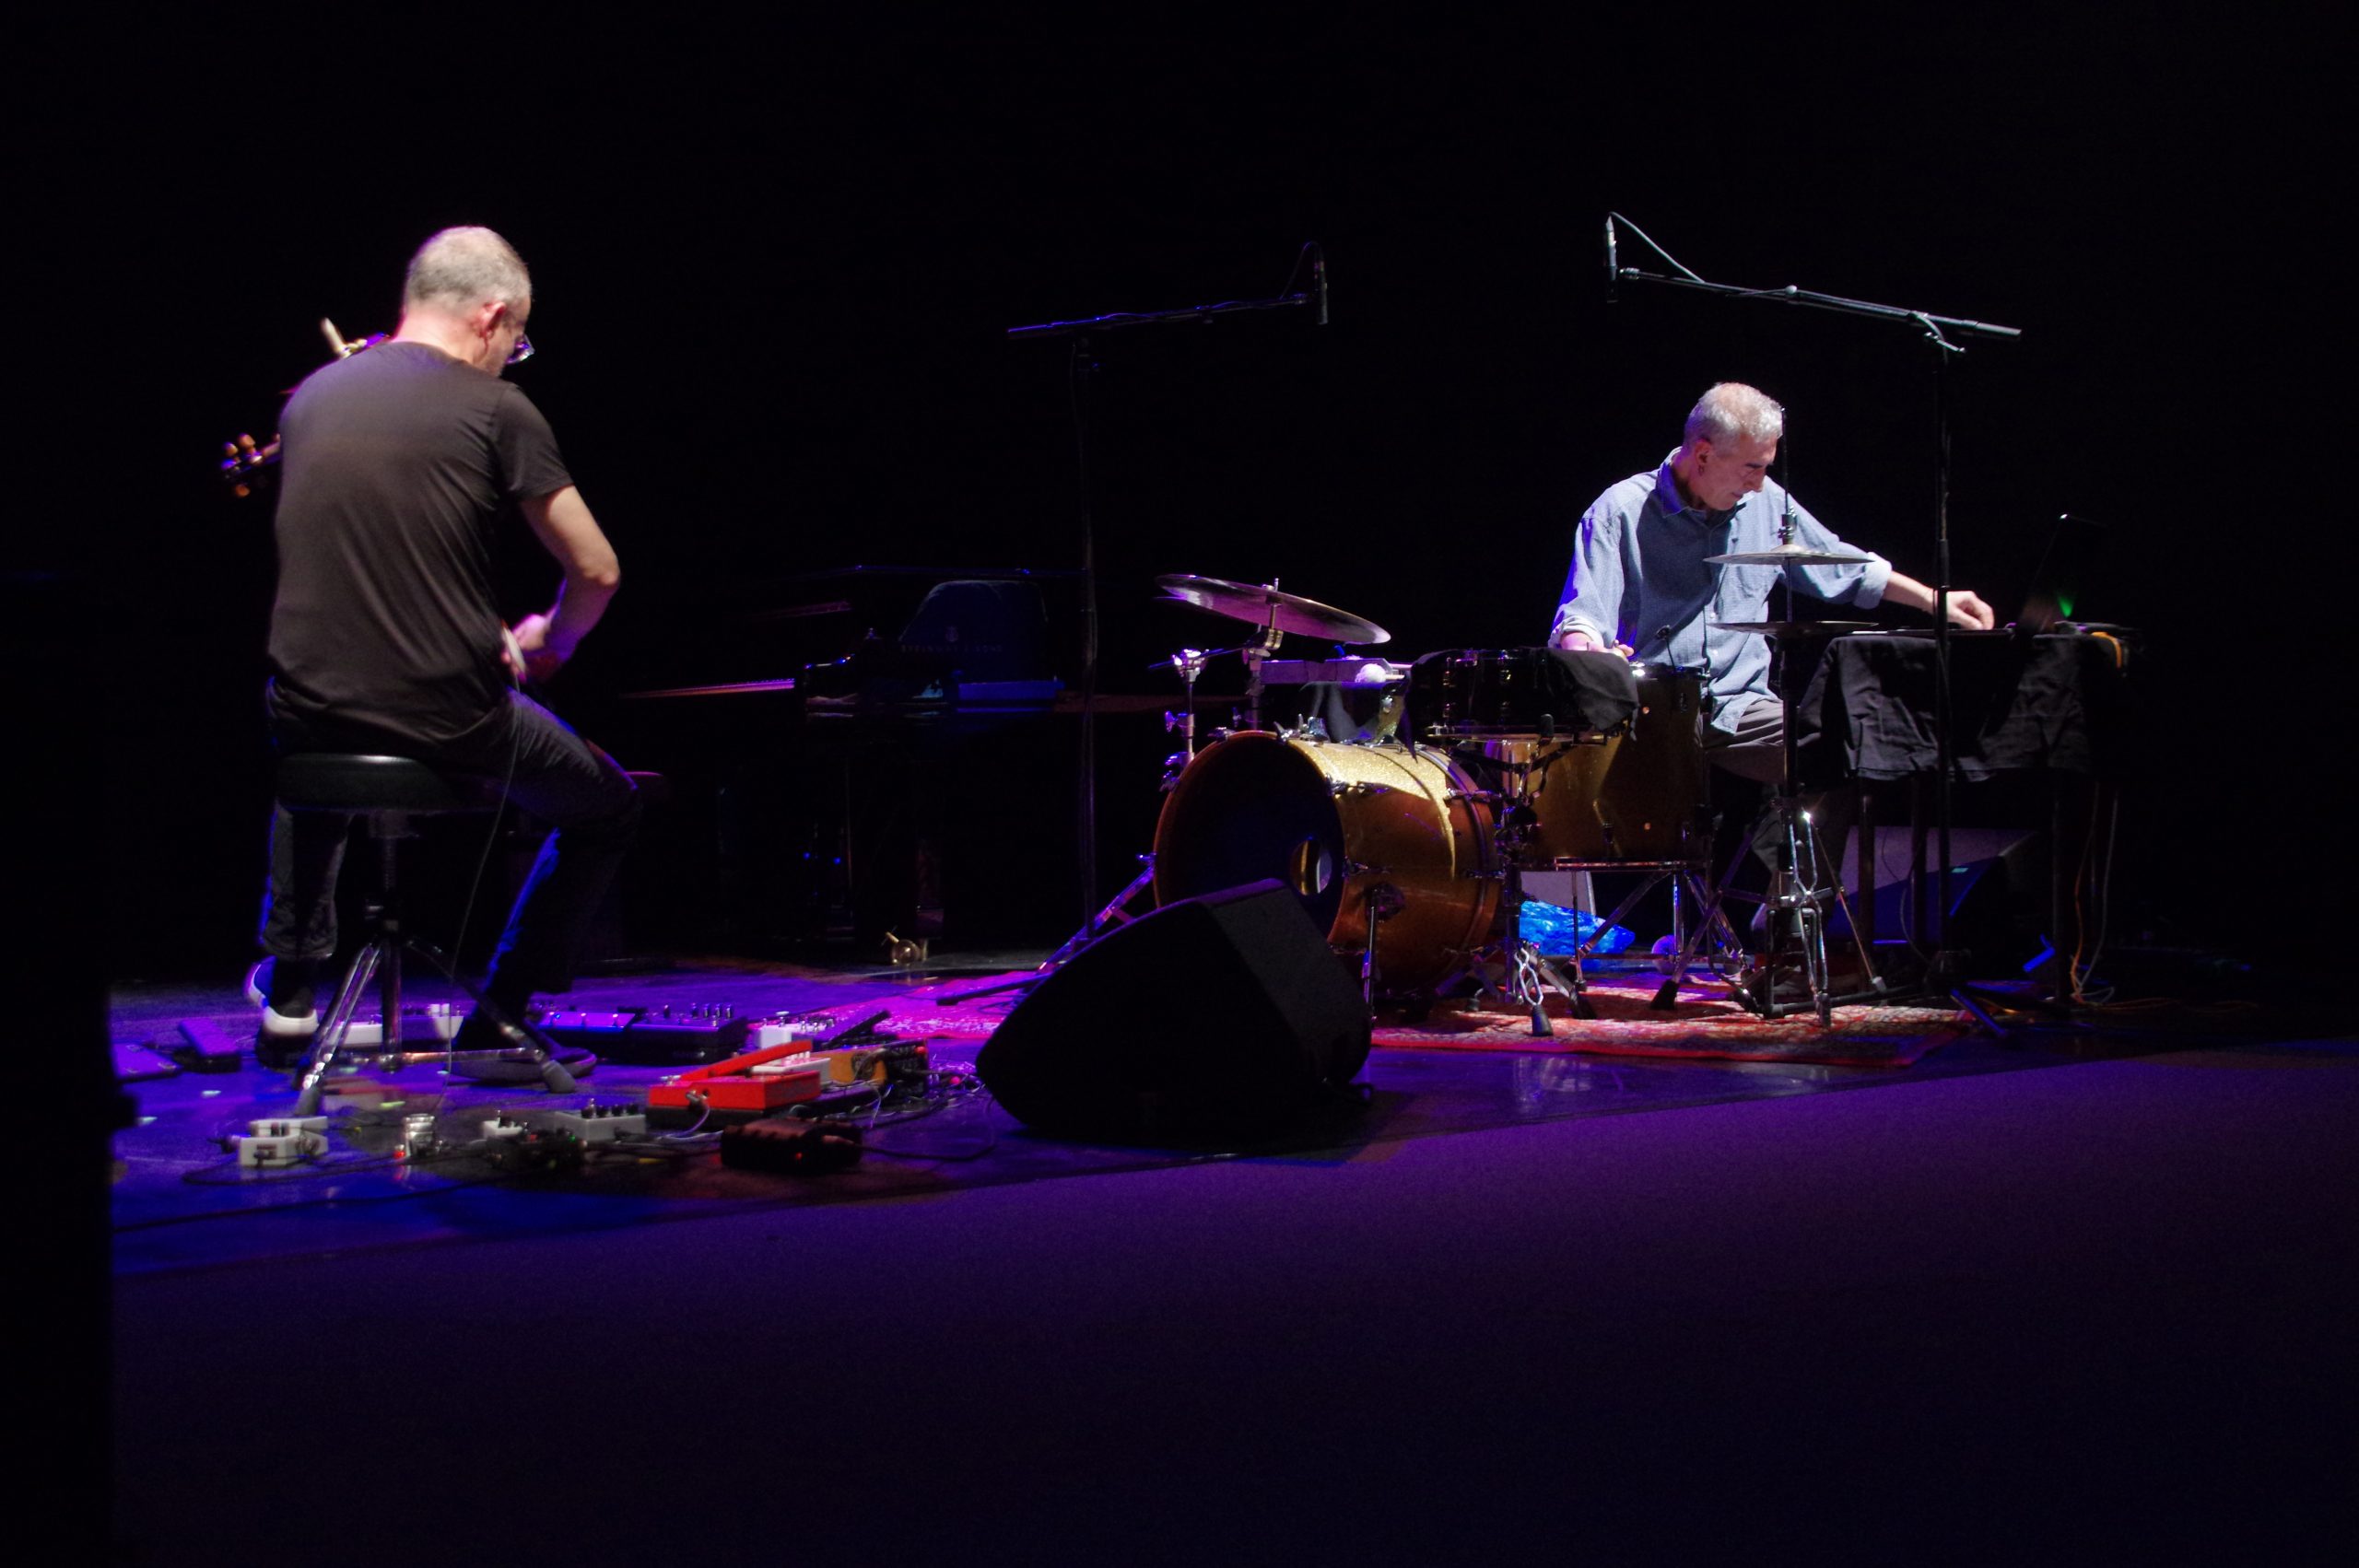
[266,341,572,743]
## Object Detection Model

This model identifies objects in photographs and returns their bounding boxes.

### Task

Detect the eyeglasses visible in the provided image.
[506,332,535,367]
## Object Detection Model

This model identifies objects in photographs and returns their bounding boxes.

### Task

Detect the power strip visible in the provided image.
[546,1103,649,1144]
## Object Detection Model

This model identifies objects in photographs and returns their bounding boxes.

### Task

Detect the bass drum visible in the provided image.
[1153,733,1500,996]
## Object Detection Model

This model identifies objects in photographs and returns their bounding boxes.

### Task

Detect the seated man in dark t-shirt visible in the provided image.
[252,225,639,1066]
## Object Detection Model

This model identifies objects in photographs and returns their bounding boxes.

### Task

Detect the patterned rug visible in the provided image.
[803,972,1970,1070]
[1370,977,1970,1068]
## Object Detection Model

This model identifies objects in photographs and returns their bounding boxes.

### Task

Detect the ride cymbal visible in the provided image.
[1154,573,1391,645]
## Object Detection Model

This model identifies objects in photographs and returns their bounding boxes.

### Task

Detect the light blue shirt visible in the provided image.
[1552,451,1893,733]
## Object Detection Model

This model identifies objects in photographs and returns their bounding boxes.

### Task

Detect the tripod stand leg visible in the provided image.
[293,942,383,1117]
[1039,855,1158,970]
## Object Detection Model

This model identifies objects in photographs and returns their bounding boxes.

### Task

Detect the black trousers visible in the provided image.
[258,685,640,1000]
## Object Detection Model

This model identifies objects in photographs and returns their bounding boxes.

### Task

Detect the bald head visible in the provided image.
[1683,382,1785,450]
[403,227,532,319]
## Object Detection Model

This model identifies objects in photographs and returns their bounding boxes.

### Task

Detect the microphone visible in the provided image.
[1313,245,1329,326]
[1603,216,1618,302]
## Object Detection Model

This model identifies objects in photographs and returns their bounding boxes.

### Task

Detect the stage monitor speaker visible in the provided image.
[1829,829,2046,965]
[976,879,1371,1142]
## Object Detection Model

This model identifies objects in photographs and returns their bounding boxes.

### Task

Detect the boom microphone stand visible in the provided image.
[1006,242,1329,920]
[1604,213,2021,1000]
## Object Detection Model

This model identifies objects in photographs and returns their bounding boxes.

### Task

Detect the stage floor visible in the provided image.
[106,950,2310,1279]
[104,950,2356,1563]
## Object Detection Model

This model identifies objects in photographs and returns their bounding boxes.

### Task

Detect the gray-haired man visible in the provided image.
[252,227,639,1065]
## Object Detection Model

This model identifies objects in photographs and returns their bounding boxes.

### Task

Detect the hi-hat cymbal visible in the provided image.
[1154,574,1391,645]
[1704,543,1872,566]
[1716,619,1876,638]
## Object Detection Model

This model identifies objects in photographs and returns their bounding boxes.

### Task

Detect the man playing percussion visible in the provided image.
[251,227,639,1066]
[1551,381,1993,784]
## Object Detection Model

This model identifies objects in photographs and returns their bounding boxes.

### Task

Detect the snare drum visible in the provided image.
[1152,733,1500,995]
[1490,667,1711,865]
[1407,648,1563,735]
[1406,647,1637,739]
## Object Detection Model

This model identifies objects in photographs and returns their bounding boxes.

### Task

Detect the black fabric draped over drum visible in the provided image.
[1406,648,1640,736]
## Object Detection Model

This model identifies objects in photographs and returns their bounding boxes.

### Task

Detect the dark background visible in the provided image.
[20,21,2330,981]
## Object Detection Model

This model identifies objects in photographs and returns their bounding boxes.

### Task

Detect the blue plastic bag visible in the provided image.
[1519,900,1634,956]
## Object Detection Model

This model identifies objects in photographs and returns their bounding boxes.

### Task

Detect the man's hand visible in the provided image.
[1885,573,1998,632]
[508,613,574,683]
[1942,590,1997,632]
[1556,628,1636,658]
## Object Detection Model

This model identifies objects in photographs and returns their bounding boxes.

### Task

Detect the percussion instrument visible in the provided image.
[1151,733,1498,995]
[1715,619,1875,638]
[1154,574,1391,646]
[1404,647,1637,739]
[1486,667,1711,866]
[1703,544,1872,567]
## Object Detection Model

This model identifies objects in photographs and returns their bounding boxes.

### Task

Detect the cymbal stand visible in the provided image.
[1164,647,1211,766]
[950,647,1214,1002]
[1238,591,1287,731]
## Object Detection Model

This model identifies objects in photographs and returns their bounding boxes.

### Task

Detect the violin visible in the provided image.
[217,318,387,496]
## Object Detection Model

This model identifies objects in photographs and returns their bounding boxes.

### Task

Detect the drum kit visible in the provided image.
[1087,568,1856,1030]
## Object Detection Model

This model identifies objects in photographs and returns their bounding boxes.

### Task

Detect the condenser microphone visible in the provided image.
[1603,216,1619,302]
[1313,245,1329,326]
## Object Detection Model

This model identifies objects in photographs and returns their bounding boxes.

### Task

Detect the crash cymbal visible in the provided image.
[1716,619,1877,638]
[1704,542,1873,566]
[1154,574,1391,645]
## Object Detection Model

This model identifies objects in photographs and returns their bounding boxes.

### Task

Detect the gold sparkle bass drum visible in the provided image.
[1151,733,1500,998]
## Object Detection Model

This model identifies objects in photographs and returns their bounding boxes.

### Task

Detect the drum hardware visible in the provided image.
[1717,620,1888,1025]
[1359,883,1406,1008]
[937,850,1167,1008]
[1472,844,1587,1036]
[1161,646,1215,768]
[1156,574,1391,733]
[1565,861,1749,1012]
[978,637,1235,993]
[1454,664,1743,1017]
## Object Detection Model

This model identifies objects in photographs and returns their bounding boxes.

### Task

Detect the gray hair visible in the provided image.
[403,227,532,316]
[1683,382,1784,448]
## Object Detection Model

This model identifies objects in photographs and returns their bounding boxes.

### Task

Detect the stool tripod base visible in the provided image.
[290,938,580,1117]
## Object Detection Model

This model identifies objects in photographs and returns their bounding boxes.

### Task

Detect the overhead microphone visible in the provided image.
[1603,216,1618,302]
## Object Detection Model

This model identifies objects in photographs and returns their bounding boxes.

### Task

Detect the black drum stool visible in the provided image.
[276,754,580,1117]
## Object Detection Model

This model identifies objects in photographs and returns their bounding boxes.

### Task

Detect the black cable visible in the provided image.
[1605,212,1707,283]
